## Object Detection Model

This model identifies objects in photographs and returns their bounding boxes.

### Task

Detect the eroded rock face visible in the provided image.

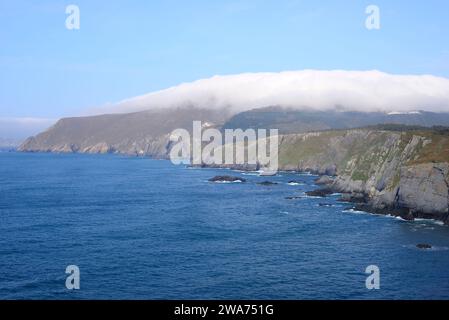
[397,164,449,217]
[277,130,449,224]
[314,175,334,186]
[332,163,449,223]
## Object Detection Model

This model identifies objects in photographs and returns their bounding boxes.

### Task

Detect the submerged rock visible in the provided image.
[208,175,246,183]
[319,203,334,207]
[285,196,303,200]
[257,181,278,186]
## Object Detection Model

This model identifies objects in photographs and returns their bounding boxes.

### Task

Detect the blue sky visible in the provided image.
[1,0,449,119]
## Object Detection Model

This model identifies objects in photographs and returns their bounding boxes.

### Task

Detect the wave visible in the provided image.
[342,208,369,215]
[385,214,407,221]
[300,195,323,199]
[210,180,244,184]
[414,218,445,226]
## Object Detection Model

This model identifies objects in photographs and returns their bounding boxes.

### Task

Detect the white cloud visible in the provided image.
[101,70,449,115]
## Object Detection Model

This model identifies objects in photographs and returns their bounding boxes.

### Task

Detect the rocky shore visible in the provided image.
[276,130,448,225]
[202,130,449,225]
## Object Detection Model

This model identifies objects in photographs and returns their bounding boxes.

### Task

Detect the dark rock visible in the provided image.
[285,196,303,200]
[351,193,368,203]
[257,181,278,186]
[416,244,432,249]
[338,193,352,202]
[352,203,417,221]
[319,203,333,207]
[338,192,367,203]
[208,176,246,183]
[305,188,334,197]
[400,211,415,221]
[324,165,337,176]
[287,180,304,185]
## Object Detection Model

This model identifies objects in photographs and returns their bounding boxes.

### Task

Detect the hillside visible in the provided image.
[19,107,449,155]
[222,107,449,134]
[18,107,229,157]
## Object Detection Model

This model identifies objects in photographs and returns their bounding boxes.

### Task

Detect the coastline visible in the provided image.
[13,146,449,227]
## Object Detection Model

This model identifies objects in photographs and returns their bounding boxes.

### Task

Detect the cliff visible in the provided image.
[278,129,449,224]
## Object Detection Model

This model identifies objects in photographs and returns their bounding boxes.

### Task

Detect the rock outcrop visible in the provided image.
[314,175,334,186]
[257,181,279,186]
[277,129,449,224]
[208,176,246,183]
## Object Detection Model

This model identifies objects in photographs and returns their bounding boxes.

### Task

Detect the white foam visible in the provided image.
[210,180,244,184]
[342,209,368,215]
[414,218,445,226]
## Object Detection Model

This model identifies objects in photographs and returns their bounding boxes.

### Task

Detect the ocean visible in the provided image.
[1,152,449,299]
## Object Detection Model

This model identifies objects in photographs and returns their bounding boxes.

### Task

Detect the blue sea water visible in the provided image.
[1,152,449,300]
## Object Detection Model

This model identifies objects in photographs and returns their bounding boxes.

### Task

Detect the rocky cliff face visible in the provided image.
[277,130,449,224]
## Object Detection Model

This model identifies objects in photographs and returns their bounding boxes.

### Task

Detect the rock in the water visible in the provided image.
[416,244,432,249]
[287,180,304,185]
[319,203,333,207]
[315,175,334,185]
[208,175,246,183]
[257,181,278,186]
[305,188,334,197]
[285,196,303,200]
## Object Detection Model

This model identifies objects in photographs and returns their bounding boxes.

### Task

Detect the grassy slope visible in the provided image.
[278,129,449,181]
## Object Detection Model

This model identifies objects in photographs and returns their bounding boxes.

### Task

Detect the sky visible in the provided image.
[1,0,449,137]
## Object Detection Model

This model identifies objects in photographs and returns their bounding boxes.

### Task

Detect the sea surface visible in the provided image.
[1,152,449,299]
